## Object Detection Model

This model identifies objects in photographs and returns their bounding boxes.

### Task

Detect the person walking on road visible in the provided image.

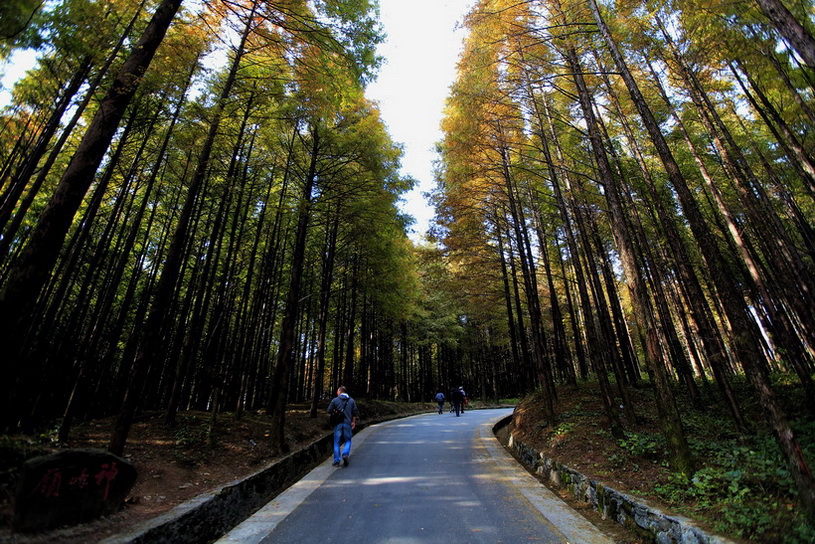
[434,391,446,414]
[451,386,465,417]
[327,386,359,467]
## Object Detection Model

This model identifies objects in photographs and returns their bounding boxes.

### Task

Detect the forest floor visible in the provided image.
[1,377,813,543]
[511,377,814,543]
[0,399,434,543]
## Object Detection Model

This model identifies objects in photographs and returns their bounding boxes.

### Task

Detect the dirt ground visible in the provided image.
[507,383,783,544]
[0,400,429,543]
[510,385,675,502]
[1,386,775,543]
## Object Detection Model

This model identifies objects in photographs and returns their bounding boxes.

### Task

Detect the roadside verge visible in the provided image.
[494,416,735,544]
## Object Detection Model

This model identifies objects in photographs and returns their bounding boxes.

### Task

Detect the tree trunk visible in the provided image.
[0,57,91,239]
[108,0,261,455]
[309,212,339,418]
[754,0,815,68]
[494,215,522,376]
[591,0,814,507]
[562,2,693,474]
[267,124,319,453]
[0,0,183,431]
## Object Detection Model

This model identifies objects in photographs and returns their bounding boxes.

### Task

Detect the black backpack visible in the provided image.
[329,398,349,426]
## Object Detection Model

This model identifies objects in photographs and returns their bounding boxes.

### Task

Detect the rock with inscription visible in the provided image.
[14,448,138,532]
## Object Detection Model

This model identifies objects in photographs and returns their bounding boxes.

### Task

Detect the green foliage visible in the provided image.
[548,421,576,442]
[654,466,782,539]
[0,0,42,52]
[783,520,815,544]
[173,420,209,448]
[650,431,802,540]
[172,420,210,467]
[311,0,384,83]
[618,432,665,459]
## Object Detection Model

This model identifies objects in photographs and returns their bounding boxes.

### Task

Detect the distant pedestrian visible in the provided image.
[451,386,465,417]
[327,386,359,467]
[434,392,445,414]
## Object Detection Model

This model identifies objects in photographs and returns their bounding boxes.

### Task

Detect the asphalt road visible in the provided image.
[217,408,614,544]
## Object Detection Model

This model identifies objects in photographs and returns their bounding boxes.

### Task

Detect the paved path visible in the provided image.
[216,409,614,544]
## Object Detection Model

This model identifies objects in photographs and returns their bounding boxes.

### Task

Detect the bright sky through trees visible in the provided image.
[0,1,475,241]
[366,0,476,242]
[0,49,37,104]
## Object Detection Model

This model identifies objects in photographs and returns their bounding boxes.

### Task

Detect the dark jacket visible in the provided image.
[327,393,359,424]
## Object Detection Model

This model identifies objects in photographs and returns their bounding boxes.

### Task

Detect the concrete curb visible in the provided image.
[99,414,411,544]
[495,417,735,544]
[99,434,334,544]
[215,415,399,544]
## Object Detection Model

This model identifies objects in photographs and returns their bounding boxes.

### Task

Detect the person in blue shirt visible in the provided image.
[327,386,359,467]
[434,391,445,414]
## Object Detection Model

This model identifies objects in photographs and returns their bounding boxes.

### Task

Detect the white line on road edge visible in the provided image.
[214,420,391,544]
[218,411,613,544]
[476,420,615,544]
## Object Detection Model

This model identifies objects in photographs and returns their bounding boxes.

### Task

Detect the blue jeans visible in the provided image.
[333,422,352,463]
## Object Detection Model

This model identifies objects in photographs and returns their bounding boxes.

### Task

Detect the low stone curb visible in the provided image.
[99,433,334,544]
[98,414,406,544]
[495,417,734,544]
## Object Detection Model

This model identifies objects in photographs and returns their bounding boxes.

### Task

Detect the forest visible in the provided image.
[0,0,814,538]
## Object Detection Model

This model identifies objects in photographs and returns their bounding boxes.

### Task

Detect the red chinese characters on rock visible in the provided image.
[14,449,138,532]
[69,467,90,489]
[33,468,63,498]
[94,462,119,501]
[31,462,119,501]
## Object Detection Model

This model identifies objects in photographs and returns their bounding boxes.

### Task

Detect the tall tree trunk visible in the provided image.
[107,0,260,455]
[494,214,522,375]
[0,0,149,251]
[646,60,748,432]
[309,212,339,418]
[343,256,359,391]
[0,57,91,239]
[591,0,814,508]
[595,62,702,406]
[662,19,815,384]
[267,124,319,453]
[535,89,622,431]
[528,189,574,385]
[498,141,555,423]
[0,0,183,430]
[754,0,815,68]
[560,3,693,473]
[505,226,533,390]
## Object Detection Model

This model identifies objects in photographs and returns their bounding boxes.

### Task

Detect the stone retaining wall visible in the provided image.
[495,417,733,544]
[100,433,336,544]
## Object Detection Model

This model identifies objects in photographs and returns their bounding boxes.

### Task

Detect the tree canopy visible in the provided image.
[0,0,814,528]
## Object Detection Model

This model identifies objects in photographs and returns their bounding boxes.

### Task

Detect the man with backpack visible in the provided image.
[434,391,445,414]
[451,386,465,417]
[327,386,359,467]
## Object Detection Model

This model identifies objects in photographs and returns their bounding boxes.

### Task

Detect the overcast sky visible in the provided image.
[366,0,476,242]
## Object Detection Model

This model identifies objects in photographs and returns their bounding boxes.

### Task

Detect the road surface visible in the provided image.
[217,408,614,544]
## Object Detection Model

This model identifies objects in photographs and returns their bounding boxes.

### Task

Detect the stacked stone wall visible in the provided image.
[497,418,733,544]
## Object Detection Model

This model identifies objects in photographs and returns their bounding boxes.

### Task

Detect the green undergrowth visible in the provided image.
[517,374,815,542]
